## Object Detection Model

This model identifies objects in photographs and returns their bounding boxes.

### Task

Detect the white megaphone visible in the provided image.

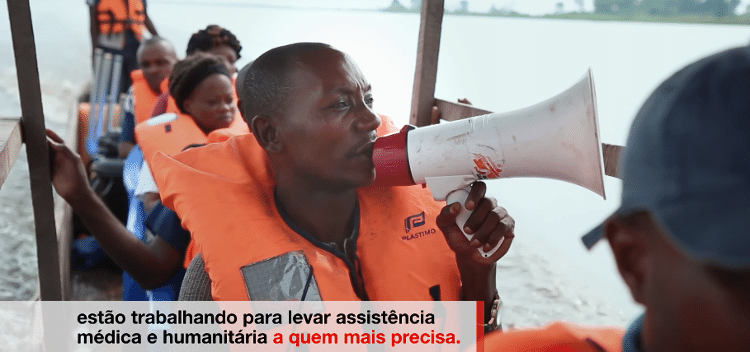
[373,69,606,258]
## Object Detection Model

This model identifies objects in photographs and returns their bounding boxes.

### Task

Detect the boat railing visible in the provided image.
[3,0,68,302]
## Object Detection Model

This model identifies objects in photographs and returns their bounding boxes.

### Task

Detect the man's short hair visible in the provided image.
[136,36,175,59]
[235,61,253,101]
[239,42,333,124]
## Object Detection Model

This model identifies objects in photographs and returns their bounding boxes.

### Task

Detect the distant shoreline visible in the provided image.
[381,8,750,26]
[138,2,750,26]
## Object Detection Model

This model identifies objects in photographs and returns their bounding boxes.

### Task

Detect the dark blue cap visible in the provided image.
[582,45,750,269]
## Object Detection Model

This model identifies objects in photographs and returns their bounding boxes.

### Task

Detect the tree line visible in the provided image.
[595,0,742,17]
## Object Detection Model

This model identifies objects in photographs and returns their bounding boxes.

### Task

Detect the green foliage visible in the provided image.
[594,0,741,17]
[378,0,750,25]
[383,0,412,13]
[594,0,635,14]
[543,11,750,24]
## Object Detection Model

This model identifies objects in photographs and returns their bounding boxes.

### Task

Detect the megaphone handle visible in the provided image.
[446,188,503,258]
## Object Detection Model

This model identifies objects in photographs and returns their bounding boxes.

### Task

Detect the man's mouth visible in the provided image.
[352,137,377,158]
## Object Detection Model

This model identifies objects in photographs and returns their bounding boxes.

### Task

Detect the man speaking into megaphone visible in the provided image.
[374,68,605,258]
[143,42,513,331]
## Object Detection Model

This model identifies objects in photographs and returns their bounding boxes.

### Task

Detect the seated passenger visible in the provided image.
[128,53,249,296]
[46,54,247,298]
[120,25,242,158]
[185,24,242,74]
[481,45,750,351]
[118,36,178,159]
[149,25,243,117]
[151,43,515,331]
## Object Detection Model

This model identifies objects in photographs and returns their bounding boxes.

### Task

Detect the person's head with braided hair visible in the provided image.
[169,52,236,134]
[186,25,242,73]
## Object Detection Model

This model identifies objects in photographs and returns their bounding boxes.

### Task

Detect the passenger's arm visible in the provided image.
[47,129,182,289]
[435,181,514,326]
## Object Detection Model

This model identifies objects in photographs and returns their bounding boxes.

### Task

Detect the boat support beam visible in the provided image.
[7,0,64,301]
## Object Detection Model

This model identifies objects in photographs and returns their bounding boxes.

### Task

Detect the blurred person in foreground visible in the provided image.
[481,45,750,352]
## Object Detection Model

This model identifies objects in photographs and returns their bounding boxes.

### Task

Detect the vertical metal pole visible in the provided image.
[88,49,104,124]
[410,0,444,127]
[87,52,114,156]
[7,0,62,300]
[104,54,123,133]
[90,49,104,106]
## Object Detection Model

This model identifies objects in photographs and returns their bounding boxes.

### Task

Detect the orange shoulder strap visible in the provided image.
[129,70,160,124]
[483,322,624,352]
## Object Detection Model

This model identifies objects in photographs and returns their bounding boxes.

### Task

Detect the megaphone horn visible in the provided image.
[373,68,606,257]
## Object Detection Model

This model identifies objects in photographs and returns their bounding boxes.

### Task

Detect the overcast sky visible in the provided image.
[195,0,750,15]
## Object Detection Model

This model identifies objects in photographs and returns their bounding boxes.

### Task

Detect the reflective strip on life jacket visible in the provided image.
[96,0,146,39]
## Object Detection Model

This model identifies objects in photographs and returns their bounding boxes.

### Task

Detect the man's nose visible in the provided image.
[144,64,158,74]
[355,107,381,133]
[221,100,234,113]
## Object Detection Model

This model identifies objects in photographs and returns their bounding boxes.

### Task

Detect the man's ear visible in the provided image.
[605,216,648,305]
[250,115,282,153]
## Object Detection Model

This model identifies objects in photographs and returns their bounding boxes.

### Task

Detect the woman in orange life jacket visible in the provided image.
[133,53,248,280]
[45,53,241,293]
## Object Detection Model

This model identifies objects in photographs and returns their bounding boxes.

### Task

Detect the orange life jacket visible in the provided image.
[151,116,461,301]
[482,322,625,352]
[140,75,248,267]
[129,70,160,124]
[134,110,249,171]
[95,0,146,39]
